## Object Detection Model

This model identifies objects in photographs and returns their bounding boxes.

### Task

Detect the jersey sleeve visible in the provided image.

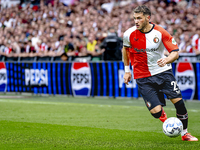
[161,28,179,53]
[123,30,131,48]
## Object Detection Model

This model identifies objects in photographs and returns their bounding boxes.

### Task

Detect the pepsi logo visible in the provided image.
[0,62,7,92]
[71,62,91,96]
[25,69,48,86]
[175,62,195,100]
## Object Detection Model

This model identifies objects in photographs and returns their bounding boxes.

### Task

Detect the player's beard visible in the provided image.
[140,19,148,32]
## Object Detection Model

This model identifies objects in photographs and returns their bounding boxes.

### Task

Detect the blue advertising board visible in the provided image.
[2,61,200,100]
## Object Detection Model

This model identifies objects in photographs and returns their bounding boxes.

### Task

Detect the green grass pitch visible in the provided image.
[0,95,199,150]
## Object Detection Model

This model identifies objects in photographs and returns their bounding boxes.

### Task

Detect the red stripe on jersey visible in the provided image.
[189,47,193,53]
[129,30,151,78]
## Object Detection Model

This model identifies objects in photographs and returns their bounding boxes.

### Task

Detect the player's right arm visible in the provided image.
[123,28,135,85]
[122,46,132,85]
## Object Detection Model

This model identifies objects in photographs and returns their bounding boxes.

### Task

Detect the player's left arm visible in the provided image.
[157,27,179,67]
[157,51,179,67]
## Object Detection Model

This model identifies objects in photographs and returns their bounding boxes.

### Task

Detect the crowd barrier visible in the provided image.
[178,53,200,62]
[0,61,200,100]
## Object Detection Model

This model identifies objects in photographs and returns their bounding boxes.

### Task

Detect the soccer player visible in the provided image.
[123,5,198,141]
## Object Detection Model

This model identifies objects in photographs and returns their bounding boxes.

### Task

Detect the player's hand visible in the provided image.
[124,72,132,85]
[157,58,167,67]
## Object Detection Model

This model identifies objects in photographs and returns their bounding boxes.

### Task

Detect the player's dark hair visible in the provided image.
[134,5,151,17]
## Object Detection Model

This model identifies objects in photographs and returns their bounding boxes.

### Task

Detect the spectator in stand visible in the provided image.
[86,34,104,58]
[18,41,27,58]
[192,28,200,55]
[185,38,194,54]
[87,34,97,54]
[55,39,65,56]
[11,38,21,56]
[47,41,57,57]
[179,33,191,53]
[4,42,12,56]
[64,36,74,55]
[100,27,122,61]
[73,38,88,57]
[24,40,36,57]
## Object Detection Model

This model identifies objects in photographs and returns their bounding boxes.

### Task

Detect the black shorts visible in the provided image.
[136,69,182,111]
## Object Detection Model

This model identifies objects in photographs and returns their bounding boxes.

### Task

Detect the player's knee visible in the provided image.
[151,109,162,118]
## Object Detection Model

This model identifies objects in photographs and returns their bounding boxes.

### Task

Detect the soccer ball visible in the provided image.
[163,117,183,137]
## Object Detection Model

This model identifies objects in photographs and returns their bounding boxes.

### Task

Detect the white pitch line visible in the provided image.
[171,108,198,112]
[191,110,198,112]
[0,99,137,109]
[0,99,69,105]
[0,99,198,112]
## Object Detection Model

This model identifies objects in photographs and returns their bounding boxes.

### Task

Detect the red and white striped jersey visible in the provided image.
[40,43,48,51]
[123,23,179,79]
[186,45,194,53]
[192,34,200,50]
[179,41,194,53]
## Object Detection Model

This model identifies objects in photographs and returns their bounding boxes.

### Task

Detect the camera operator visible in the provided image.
[100,27,122,61]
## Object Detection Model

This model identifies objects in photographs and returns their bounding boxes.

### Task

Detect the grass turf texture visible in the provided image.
[0,96,199,150]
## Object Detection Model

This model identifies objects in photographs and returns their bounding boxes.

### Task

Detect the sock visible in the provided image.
[159,107,167,122]
[181,129,188,136]
[174,99,188,130]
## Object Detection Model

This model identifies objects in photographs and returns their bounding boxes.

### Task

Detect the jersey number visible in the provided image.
[171,81,179,91]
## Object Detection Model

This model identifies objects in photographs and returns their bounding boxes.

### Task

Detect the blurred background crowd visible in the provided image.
[0,0,200,61]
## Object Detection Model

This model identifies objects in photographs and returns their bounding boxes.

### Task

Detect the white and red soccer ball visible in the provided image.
[163,117,183,137]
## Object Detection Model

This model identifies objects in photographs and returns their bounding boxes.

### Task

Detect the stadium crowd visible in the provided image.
[0,0,200,61]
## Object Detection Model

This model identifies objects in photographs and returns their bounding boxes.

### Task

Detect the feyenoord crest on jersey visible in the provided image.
[153,37,159,43]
